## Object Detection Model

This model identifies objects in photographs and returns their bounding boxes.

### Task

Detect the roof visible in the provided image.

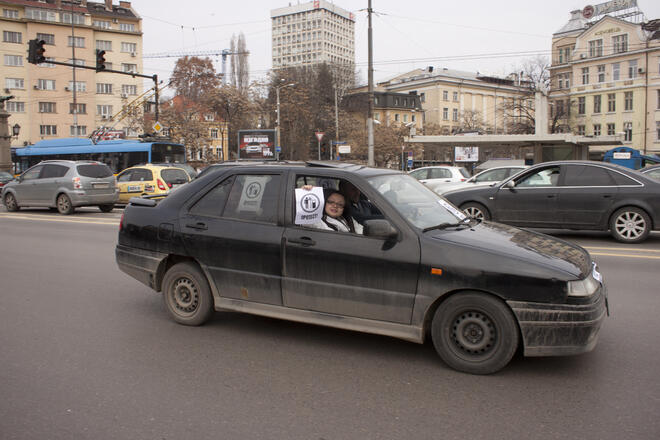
[475,160,526,170]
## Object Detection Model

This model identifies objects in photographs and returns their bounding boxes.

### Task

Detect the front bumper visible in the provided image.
[507,286,608,357]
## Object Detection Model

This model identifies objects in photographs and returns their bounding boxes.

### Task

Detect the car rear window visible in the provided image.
[161,168,189,184]
[458,168,470,178]
[77,164,113,178]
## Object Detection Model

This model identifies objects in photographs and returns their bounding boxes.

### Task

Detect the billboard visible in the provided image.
[454,146,479,162]
[237,129,276,160]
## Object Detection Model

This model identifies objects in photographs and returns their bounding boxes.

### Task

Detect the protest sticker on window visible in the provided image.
[238,176,269,212]
[295,186,324,224]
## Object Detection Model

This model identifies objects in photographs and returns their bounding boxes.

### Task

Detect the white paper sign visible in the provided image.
[438,198,467,220]
[295,187,324,224]
[238,176,269,212]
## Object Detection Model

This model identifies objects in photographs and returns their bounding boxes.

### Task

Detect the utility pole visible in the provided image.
[334,86,339,160]
[70,1,78,135]
[367,0,375,167]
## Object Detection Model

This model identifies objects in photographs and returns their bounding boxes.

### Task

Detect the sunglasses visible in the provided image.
[326,200,345,208]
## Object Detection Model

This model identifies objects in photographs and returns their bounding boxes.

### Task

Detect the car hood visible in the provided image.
[432,181,494,194]
[426,221,591,280]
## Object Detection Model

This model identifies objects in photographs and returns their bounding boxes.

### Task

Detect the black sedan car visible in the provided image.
[444,160,660,243]
[116,162,607,375]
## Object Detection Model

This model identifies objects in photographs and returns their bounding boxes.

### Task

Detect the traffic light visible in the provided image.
[27,39,46,64]
[95,49,106,72]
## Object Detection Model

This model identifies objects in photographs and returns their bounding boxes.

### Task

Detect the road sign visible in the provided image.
[337,145,351,154]
[407,151,413,169]
[332,140,347,145]
[315,131,325,142]
[153,121,163,133]
[275,146,282,153]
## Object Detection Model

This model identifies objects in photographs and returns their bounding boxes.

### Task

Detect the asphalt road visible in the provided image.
[1,207,659,440]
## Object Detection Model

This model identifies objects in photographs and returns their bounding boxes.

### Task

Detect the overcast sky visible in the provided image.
[133,0,660,94]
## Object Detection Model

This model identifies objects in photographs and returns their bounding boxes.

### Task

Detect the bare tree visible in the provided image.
[457,109,491,134]
[160,97,210,160]
[170,56,220,102]
[207,85,253,158]
[230,33,250,93]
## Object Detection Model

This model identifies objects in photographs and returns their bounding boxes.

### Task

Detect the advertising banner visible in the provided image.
[238,129,276,160]
[455,146,479,162]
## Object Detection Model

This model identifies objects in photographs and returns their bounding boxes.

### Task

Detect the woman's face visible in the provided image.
[324,193,345,218]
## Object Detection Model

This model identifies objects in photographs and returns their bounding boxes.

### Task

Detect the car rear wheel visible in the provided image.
[610,207,651,243]
[4,193,19,212]
[161,262,214,326]
[99,204,114,213]
[461,202,490,221]
[431,293,519,375]
[56,193,74,215]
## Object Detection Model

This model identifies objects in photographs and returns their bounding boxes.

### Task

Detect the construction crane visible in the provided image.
[143,49,249,84]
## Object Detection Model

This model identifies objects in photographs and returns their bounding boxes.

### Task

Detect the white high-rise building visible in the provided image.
[271,0,355,69]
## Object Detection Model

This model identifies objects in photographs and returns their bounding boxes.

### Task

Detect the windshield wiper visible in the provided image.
[423,222,466,232]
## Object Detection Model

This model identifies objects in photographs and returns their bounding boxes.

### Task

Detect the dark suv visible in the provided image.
[116,162,607,374]
[2,160,118,214]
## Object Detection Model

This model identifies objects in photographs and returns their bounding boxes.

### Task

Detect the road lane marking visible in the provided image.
[584,246,660,253]
[589,252,660,260]
[0,213,118,225]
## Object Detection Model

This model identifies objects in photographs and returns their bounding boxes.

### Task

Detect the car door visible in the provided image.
[13,165,44,204]
[426,167,453,185]
[37,164,69,205]
[558,164,618,228]
[180,172,285,306]
[282,172,420,324]
[494,165,562,227]
[117,168,152,203]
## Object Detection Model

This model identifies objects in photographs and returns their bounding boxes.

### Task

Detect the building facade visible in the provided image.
[271,0,355,69]
[549,6,660,156]
[1,0,143,148]
[344,91,423,131]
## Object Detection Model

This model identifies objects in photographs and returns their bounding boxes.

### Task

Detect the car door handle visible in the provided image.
[547,194,556,198]
[185,222,208,231]
[288,236,316,247]
[603,194,613,198]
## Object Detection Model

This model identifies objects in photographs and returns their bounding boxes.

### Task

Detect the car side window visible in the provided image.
[22,165,43,181]
[429,168,450,179]
[132,169,153,182]
[475,168,507,182]
[644,169,660,180]
[189,176,234,217]
[222,174,280,224]
[610,170,642,185]
[117,170,133,182]
[410,169,426,179]
[516,167,560,187]
[563,165,615,186]
[41,164,69,178]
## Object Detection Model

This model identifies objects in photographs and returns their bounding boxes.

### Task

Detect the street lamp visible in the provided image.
[276,80,295,161]
[12,123,20,137]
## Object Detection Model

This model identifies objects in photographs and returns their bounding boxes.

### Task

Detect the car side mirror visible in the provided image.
[363,219,398,240]
[504,180,515,189]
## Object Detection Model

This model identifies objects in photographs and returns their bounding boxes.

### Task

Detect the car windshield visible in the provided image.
[366,174,466,229]
[161,168,189,184]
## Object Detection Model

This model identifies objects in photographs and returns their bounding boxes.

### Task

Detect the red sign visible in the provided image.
[582,5,595,19]
[315,132,325,142]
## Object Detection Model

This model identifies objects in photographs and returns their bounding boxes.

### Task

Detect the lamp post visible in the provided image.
[0,98,19,172]
[275,80,294,161]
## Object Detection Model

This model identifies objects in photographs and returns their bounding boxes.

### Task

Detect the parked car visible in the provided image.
[409,166,470,186]
[428,165,527,195]
[1,160,118,214]
[0,170,14,188]
[116,162,607,375]
[640,164,660,181]
[115,164,190,204]
[443,160,660,243]
[150,162,198,180]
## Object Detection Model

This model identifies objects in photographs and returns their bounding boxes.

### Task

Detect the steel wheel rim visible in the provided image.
[57,195,70,212]
[615,211,646,240]
[170,277,199,315]
[464,206,484,220]
[5,194,16,210]
[451,310,497,357]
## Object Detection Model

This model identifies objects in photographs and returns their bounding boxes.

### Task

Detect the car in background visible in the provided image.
[428,165,527,194]
[150,162,198,180]
[1,160,118,214]
[0,170,14,188]
[443,160,660,243]
[409,166,470,186]
[115,164,190,204]
[640,164,660,181]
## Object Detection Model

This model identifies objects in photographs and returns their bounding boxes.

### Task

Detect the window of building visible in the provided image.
[93,20,111,29]
[96,83,112,94]
[612,34,628,53]
[420,92,425,103]
[442,90,448,101]
[612,63,620,81]
[608,93,616,112]
[25,8,56,21]
[452,108,458,121]
[68,58,85,67]
[121,84,137,95]
[607,123,615,135]
[122,63,137,73]
[3,31,21,43]
[97,105,113,116]
[581,67,589,85]
[657,121,660,141]
[394,114,399,121]
[69,81,86,92]
[3,9,19,19]
[210,128,219,139]
[6,101,25,112]
[577,125,586,136]
[453,91,458,102]
[70,125,87,136]
[96,40,112,51]
[624,91,633,111]
[37,79,56,90]
[628,60,637,79]
[588,39,603,57]
[61,12,84,24]
[5,78,23,89]
[67,36,85,48]
[38,102,56,113]
[37,33,55,45]
[4,55,22,66]
[394,97,400,106]
[623,122,632,141]
[593,124,601,136]
[121,42,137,53]
[658,90,660,109]
[40,125,57,136]
[70,103,86,114]
[578,96,586,115]
[597,65,605,83]
[593,95,601,114]
[119,23,136,32]
[403,114,408,122]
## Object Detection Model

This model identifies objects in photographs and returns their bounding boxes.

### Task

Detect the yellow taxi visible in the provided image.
[116,164,190,203]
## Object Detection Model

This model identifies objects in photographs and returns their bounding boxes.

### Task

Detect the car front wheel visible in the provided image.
[610,207,651,243]
[461,202,490,221]
[431,293,519,375]
[4,193,19,211]
[56,193,74,215]
[161,262,214,326]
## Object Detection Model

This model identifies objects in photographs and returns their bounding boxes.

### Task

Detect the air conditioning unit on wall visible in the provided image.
[130,52,136,57]
[120,93,127,98]
[580,53,587,59]
[64,86,70,91]
[637,67,645,74]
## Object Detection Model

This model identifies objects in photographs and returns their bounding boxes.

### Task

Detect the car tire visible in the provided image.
[609,206,651,244]
[161,262,214,326]
[431,293,519,375]
[99,204,114,213]
[461,202,490,221]
[4,193,19,212]
[56,193,74,215]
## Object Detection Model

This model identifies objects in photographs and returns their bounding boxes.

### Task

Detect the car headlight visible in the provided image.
[567,274,600,297]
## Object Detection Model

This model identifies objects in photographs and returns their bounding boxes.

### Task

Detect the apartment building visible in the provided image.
[271,0,355,69]
[1,0,143,147]
[549,5,660,156]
